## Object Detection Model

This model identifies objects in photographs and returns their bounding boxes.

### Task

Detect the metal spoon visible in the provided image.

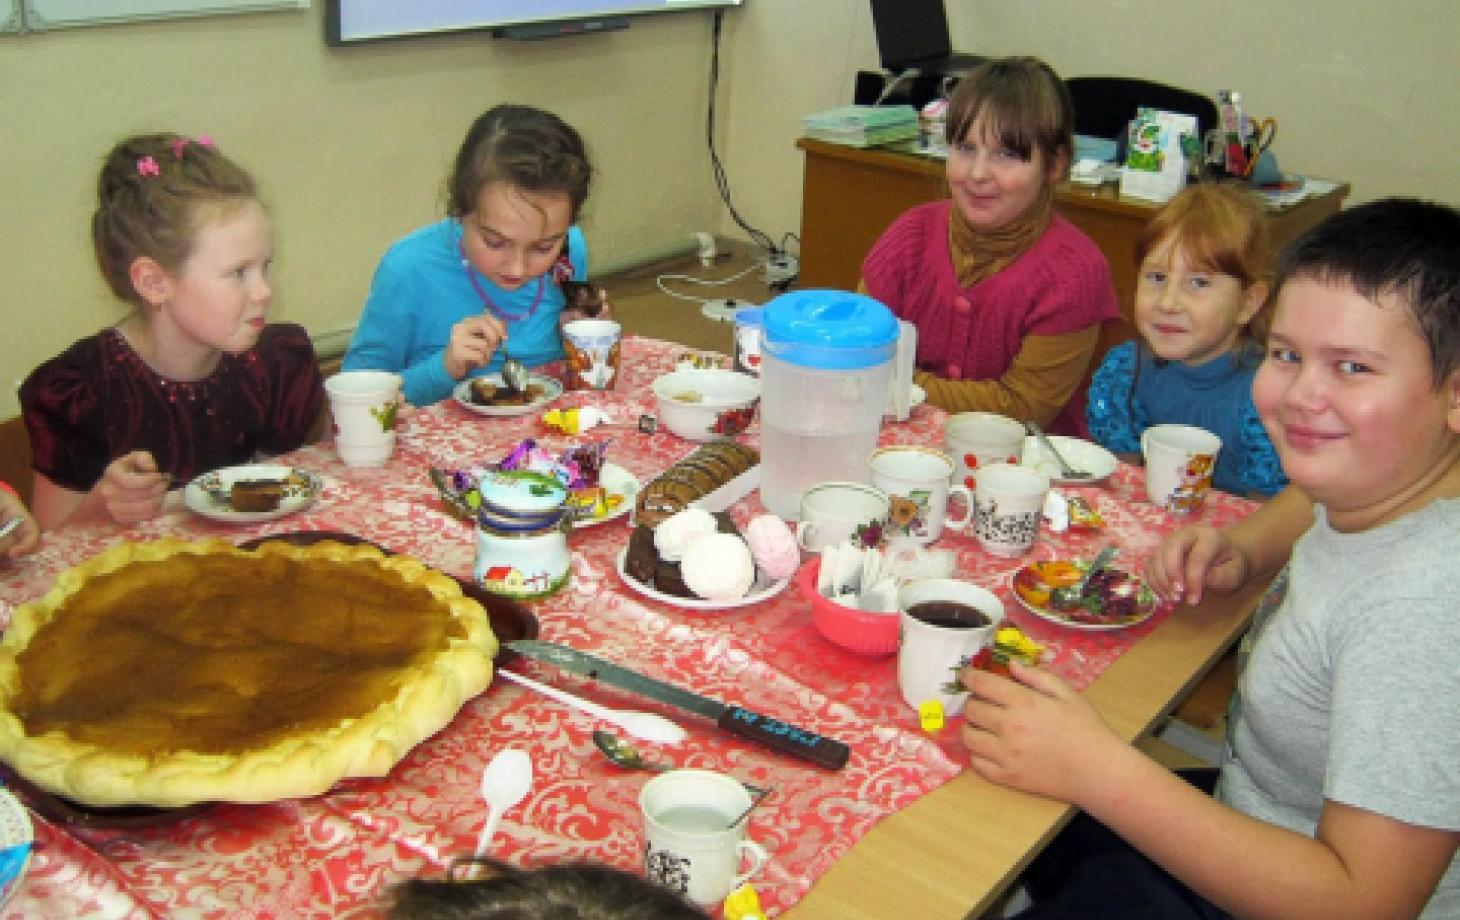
[593,730,772,799]
[473,748,533,858]
[501,670,687,745]
[499,345,530,396]
[1025,421,1093,480]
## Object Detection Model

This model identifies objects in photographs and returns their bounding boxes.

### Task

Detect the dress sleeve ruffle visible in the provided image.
[19,341,110,492]
[1084,342,1143,455]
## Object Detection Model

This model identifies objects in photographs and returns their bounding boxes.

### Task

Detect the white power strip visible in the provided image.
[763,253,798,288]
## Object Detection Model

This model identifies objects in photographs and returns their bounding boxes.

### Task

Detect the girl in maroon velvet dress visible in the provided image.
[20,133,323,529]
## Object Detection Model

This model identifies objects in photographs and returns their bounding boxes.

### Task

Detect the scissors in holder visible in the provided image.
[1243,117,1277,178]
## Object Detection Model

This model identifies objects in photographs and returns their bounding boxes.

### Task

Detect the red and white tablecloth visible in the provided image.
[0,336,1258,918]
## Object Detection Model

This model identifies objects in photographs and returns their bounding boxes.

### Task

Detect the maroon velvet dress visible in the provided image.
[20,324,324,493]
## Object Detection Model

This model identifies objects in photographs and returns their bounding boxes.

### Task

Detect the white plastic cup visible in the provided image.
[325,370,401,468]
[971,463,1049,557]
[640,769,770,907]
[897,579,1005,714]
[562,318,622,390]
[1142,424,1222,513]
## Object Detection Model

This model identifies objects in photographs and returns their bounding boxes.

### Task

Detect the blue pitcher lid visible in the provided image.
[476,470,568,513]
[762,290,898,369]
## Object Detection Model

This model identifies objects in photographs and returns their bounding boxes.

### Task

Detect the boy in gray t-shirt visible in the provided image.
[960,199,1460,919]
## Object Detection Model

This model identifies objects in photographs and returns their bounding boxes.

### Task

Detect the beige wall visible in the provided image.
[4,0,1456,419]
[719,0,1460,271]
[0,3,727,416]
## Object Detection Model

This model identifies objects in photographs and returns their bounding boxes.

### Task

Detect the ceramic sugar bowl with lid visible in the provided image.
[472,470,572,601]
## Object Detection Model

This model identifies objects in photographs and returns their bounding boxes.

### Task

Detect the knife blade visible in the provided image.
[506,640,850,771]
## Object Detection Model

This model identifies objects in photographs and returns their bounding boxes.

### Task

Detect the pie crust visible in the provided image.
[0,538,497,807]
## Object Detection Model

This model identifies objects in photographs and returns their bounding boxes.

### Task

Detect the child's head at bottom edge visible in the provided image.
[387,857,712,920]
[1253,198,1460,521]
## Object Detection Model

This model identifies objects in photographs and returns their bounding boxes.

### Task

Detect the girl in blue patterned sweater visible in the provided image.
[1086,182,1286,497]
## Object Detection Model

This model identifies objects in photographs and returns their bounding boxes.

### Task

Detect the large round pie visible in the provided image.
[0,538,496,807]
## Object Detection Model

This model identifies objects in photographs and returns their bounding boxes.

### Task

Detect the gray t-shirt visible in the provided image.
[1219,500,1460,918]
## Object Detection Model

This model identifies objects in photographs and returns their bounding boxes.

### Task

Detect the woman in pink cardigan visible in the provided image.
[862,57,1118,436]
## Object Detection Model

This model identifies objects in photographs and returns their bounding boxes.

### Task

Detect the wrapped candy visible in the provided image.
[1042,490,1105,533]
[542,407,616,435]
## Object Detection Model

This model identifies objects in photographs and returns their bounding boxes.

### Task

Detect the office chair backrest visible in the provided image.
[1065,76,1219,141]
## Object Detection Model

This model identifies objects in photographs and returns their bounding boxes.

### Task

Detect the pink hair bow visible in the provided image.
[136,156,160,177]
[170,134,217,159]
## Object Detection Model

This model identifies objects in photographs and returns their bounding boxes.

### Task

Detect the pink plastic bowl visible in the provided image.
[797,559,901,657]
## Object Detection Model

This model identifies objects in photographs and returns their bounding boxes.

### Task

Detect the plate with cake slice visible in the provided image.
[184,464,323,524]
[454,374,563,418]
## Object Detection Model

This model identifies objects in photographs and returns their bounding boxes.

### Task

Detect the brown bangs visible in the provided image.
[945,57,1074,167]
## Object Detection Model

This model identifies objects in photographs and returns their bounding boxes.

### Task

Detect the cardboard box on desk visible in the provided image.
[1119,108,1199,203]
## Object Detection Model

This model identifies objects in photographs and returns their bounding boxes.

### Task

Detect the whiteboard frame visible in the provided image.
[14,0,306,32]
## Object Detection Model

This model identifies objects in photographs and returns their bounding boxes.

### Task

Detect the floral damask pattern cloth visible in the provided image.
[0,337,1256,918]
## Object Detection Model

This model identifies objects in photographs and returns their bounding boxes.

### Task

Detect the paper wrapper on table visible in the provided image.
[1119,108,1199,203]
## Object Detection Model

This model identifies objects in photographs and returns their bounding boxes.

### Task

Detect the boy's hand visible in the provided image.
[444,315,507,380]
[0,492,39,558]
[959,662,1118,803]
[1144,524,1251,606]
[96,451,169,524]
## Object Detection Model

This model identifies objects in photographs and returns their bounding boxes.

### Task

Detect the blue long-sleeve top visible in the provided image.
[1086,340,1287,498]
[343,218,588,406]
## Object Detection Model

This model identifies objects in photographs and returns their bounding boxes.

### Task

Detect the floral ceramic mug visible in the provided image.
[869,446,973,546]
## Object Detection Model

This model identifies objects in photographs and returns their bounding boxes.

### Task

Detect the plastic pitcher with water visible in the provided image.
[758,290,899,519]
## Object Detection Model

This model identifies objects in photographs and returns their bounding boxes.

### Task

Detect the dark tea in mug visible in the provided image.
[906,600,990,630]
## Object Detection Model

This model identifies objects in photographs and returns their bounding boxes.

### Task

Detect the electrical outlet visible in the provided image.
[763,253,798,289]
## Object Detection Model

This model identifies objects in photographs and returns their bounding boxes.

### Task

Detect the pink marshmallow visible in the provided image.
[745,513,801,580]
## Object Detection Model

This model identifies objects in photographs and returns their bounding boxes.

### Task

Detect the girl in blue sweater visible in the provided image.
[345,105,608,406]
[1086,182,1285,497]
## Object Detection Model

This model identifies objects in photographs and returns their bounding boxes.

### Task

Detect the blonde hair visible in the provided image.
[91,133,258,306]
[1137,182,1272,343]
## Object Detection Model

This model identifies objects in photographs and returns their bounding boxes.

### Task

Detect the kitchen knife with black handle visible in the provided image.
[506,640,850,770]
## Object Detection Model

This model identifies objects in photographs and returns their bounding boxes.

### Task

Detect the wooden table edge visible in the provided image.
[781,576,1268,920]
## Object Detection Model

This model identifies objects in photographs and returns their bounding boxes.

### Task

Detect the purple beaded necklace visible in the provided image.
[457,236,545,323]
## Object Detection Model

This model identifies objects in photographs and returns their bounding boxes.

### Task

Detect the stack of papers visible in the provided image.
[803,105,919,148]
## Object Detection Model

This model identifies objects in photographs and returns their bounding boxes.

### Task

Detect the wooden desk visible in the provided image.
[783,573,1268,920]
[796,138,1350,355]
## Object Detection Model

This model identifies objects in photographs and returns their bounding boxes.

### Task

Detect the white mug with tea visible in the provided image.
[640,769,770,908]
[896,579,1004,715]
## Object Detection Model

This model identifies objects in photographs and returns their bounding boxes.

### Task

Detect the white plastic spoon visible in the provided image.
[499,669,687,745]
[473,748,533,859]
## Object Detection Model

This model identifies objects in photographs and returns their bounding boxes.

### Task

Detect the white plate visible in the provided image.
[571,462,638,529]
[1008,566,1158,632]
[1020,435,1118,484]
[454,374,564,418]
[0,788,33,906]
[884,382,927,417]
[184,464,323,524]
[615,548,791,612]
